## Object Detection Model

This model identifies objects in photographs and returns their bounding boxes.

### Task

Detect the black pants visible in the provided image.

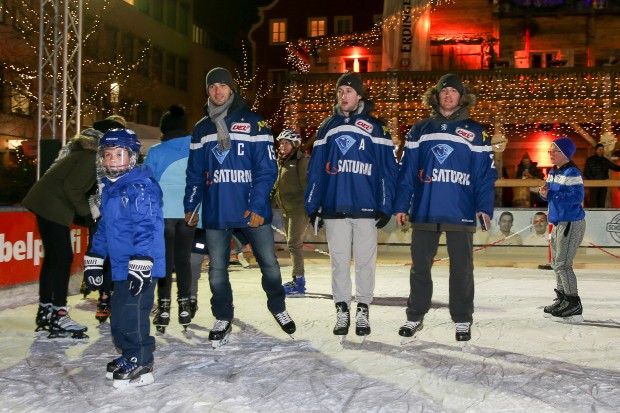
[406,229,474,323]
[36,215,73,307]
[588,187,607,208]
[157,218,195,300]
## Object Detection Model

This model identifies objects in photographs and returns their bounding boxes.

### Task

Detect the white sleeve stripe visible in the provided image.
[404,133,492,152]
[190,132,273,149]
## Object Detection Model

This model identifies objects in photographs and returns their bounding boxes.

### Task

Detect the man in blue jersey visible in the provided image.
[393,74,497,342]
[305,72,398,342]
[184,67,295,347]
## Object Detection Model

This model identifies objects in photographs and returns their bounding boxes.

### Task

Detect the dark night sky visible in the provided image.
[195,0,273,57]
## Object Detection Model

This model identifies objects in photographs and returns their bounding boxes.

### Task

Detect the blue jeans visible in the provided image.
[205,225,286,321]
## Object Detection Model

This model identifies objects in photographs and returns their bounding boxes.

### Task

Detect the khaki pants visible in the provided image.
[282,209,309,278]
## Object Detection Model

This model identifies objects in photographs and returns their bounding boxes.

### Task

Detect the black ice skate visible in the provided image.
[455,322,471,342]
[48,307,88,341]
[272,310,296,338]
[178,298,191,331]
[112,357,154,389]
[106,355,129,380]
[152,298,171,334]
[543,289,566,318]
[189,298,198,320]
[333,302,350,344]
[399,320,423,345]
[209,320,232,348]
[35,303,53,333]
[355,303,371,343]
[96,294,111,324]
[551,295,583,323]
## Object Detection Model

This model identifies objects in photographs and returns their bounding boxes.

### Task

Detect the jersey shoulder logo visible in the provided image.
[355,119,373,134]
[431,144,454,164]
[230,122,251,133]
[212,147,230,164]
[336,135,356,156]
[456,127,475,141]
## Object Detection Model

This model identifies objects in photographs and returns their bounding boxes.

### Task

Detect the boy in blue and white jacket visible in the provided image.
[84,128,165,388]
[184,67,295,346]
[305,72,398,341]
[539,137,586,322]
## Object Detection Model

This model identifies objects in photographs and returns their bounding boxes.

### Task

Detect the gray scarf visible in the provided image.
[336,100,365,117]
[208,96,234,153]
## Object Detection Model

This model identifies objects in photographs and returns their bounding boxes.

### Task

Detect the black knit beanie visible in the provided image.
[435,74,464,95]
[160,104,187,134]
[206,67,235,91]
[336,72,365,97]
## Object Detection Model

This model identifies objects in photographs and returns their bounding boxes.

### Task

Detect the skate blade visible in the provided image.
[359,335,367,344]
[112,372,154,389]
[543,313,552,318]
[288,334,295,340]
[284,293,306,298]
[155,326,167,335]
[400,334,420,346]
[42,332,89,343]
[551,314,584,323]
[211,333,231,349]
[337,335,347,345]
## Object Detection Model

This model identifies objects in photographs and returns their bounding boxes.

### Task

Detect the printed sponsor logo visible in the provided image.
[456,127,475,141]
[231,122,251,133]
[355,119,373,133]
[607,214,620,243]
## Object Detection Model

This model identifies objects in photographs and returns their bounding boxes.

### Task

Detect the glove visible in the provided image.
[73,214,96,228]
[309,212,323,230]
[83,253,105,291]
[88,193,101,220]
[375,212,391,229]
[185,211,199,227]
[128,256,153,296]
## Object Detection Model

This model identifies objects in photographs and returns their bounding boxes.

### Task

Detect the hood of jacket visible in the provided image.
[423,82,477,121]
[332,97,376,117]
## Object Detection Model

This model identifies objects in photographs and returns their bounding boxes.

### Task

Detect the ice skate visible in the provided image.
[178,298,191,331]
[399,320,423,345]
[35,303,53,333]
[272,310,296,338]
[455,322,472,342]
[106,356,129,380]
[152,298,171,334]
[237,252,251,268]
[333,302,350,344]
[543,289,566,318]
[112,357,154,389]
[48,306,89,341]
[209,319,232,348]
[283,275,306,297]
[355,303,371,344]
[551,295,584,323]
[189,298,198,320]
[95,294,111,324]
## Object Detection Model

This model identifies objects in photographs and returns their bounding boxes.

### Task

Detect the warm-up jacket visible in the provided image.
[540,161,585,224]
[393,113,497,228]
[272,146,309,216]
[305,100,398,219]
[89,165,165,281]
[184,94,277,229]
[144,135,192,218]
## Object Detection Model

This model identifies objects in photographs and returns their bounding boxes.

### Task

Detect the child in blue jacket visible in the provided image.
[83,128,165,388]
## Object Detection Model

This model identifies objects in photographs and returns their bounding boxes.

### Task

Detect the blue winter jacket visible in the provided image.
[393,116,496,227]
[305,100,398,219]
[144,135,191,219]
[184,94,277,229]
[540,161,585,224]
[90,165,165,281]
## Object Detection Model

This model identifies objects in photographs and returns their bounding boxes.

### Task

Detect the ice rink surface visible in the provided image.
[1,253,619,412]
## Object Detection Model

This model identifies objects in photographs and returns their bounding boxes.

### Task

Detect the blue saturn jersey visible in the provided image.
[305,111,398,219]
[184,99,277,230]
[393,117,497,226]
[541,161,585,224]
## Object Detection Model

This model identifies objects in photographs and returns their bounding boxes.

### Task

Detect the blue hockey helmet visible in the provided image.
[98,128,141,179]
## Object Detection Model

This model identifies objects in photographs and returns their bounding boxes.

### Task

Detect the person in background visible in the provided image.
[486,211,523,245]
[393,73,496,343]
[83,128,165,388]
[23,130,100,340]
[584,143,620,208]
[523,211,549,246]
[516,152,546,207]
[305,72,398,342]
[539,137,586,323]
[144,104,195,333]
[184,67,295,347]
[272,129,310,297]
